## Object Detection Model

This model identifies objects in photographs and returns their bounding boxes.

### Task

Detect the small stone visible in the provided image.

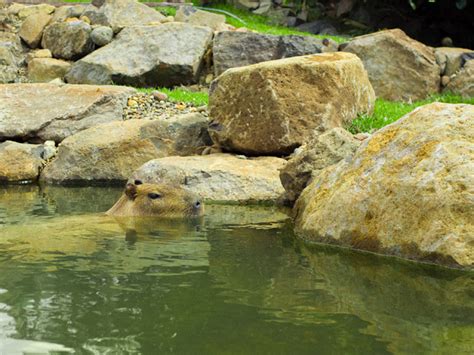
[90,26,113,47]
[127,98,138,107]
[152,91,168,101]
[205,73,213,84]
[161,16,174,23]
[80,15,91,24]
[42,140,57,160]
[175,103,186,111]
[441,75,451,86]
[354,132,371,141]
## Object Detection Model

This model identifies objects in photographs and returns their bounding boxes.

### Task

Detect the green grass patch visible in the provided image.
[137,87,209,106]
[349,93,474,133]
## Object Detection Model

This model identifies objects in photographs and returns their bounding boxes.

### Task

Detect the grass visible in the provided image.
[348,93,474,133]
[137,87,209,106]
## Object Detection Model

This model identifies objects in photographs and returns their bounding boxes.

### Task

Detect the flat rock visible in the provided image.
[343,28,440,101]
[175,6,226,31]
[66,23,213,87]
[19,12,52,48]
[435,47,474,76]
[445,60,474,97]
[213,31,338,76]
[40,114,211,185]
[0,141,45,183]
[130,154,287,204]
[209,52,375,155]
[294,103,474,269]
[82,0,165,33]
[28,58,71,82]
[0,83,135,142]
[280,127,361,203]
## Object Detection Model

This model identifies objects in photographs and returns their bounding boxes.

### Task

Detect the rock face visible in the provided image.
[28,58,71,82]
[294,103,474,269]
[343,29,440,101]
[435,47,474,76]
[0,32,23,83]
[280,128,361,203]
[42,20,94,60]
[131,154,287,204]
[0,84,135,142]
[40,114,211,185]
[445,60,474,97]
[209,53,375,155]
[19,12,52,48]
[175,6,226,31]
[82,0,165,33]
[213,31,338,75]
[66,23,213,87]
[0,141,45,183]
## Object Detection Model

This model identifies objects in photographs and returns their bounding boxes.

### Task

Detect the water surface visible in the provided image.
[0,186,473,354]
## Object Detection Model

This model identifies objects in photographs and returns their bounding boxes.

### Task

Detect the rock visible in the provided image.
[280,128,361,203]
[175,6,226,31]
[213,31,338,76]
[296,20,339,35]
[130,154,287,204]
[66,23,213,87]
[445,60,474,98]
[294,103,474,269]
[42,140,57,160]
[18,4,55,19]
[50,5,86,23]
[25,48,52,64]
[90,25,113,47]
[209,53,375,155]
[441,75,450,87]
[19,12,52,48]
[42,20,94,60]
[0,83,135,142]
[435,47,474,76]
[82,0,165,33]
[343,29,440,101]
[0,141,45,183]
[152,91,168,101]
[40,114,211,184]
[0,32,23,83]
[6,3,26,16]
[28,58,72,82]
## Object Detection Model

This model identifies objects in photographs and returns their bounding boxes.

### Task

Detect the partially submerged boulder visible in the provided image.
[0,83,135,142]
[209,52,375,155]
[28,58,71,82]
[0,141,45,183]
[40,114,211,185]
[445,60,474,98]
[130,154,287,204]
[294,103,474,269]
[213,31,338,76]
[66,23,213,87]
[343,29,440,101]
[280,128,361,203]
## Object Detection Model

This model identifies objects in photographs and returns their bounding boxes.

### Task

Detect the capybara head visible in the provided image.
[106,180,203,217]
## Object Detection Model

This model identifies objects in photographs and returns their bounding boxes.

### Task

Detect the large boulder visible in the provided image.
[82,0,165,33]
[19,12,52,48]
[0,32,23,83]
[175,6,226,31]
[294,103,474,269]
[213,31,338,76]
[130,154,286,204]
[41,20,94,60]
[343,29,440,101]
[209,52,375,155]
[40,114,211,185]
[280,127,361,203]
[66,23,213,87]
[0,141,46,183]
[0,83,135,142]
[445,60,474,98]
[28,58,71,82]
[435,47,474,76]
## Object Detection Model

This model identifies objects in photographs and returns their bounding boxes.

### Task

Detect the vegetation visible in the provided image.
[137,87,209,106]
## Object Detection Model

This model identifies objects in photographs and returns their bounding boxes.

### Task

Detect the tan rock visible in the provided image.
[0,141,45,183]
[19,12,52,48]
[343,29,440,101]
[209,52,375,155]
[28,58,72,82]
[175,7,226,31]
[445,60,474,97]
[280,127,361,203]
[294,103,474,269]
[435,47,474,76]
[40,114,212,184]
[18,4,55,19]
[131,154,287,204]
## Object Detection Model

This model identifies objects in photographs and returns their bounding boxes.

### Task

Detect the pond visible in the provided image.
[0,186,473,354]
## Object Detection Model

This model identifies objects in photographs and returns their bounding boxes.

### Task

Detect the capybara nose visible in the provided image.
[194,201,202,209]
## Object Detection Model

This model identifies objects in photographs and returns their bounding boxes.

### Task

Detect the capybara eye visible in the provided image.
[148,193,161,200]
[134,179,143,185]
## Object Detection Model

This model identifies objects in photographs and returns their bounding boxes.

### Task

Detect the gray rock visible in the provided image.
[42,20,94,60]
[66,23,213,87]
[82,0,165,33]
[0,83,135,142]
[213,31,338,76]
[0,32,23,83]
[90,25,113,47]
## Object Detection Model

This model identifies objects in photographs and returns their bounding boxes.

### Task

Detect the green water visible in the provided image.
[0,186,473,354]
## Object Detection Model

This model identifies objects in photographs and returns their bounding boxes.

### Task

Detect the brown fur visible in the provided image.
[106,182,203,217]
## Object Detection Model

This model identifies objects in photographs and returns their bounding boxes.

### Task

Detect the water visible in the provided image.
[0,186,473,354]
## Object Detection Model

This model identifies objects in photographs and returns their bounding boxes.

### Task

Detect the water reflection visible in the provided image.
[0,186,472,354]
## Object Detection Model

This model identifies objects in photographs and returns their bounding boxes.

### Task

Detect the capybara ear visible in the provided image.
[134,179,143,185]
[125,183,138,200]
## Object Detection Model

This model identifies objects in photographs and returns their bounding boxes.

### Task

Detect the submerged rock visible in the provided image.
[294,103,474,269]
[131,154,287,204]
[0,141,45,183]
[209,52,375,155]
